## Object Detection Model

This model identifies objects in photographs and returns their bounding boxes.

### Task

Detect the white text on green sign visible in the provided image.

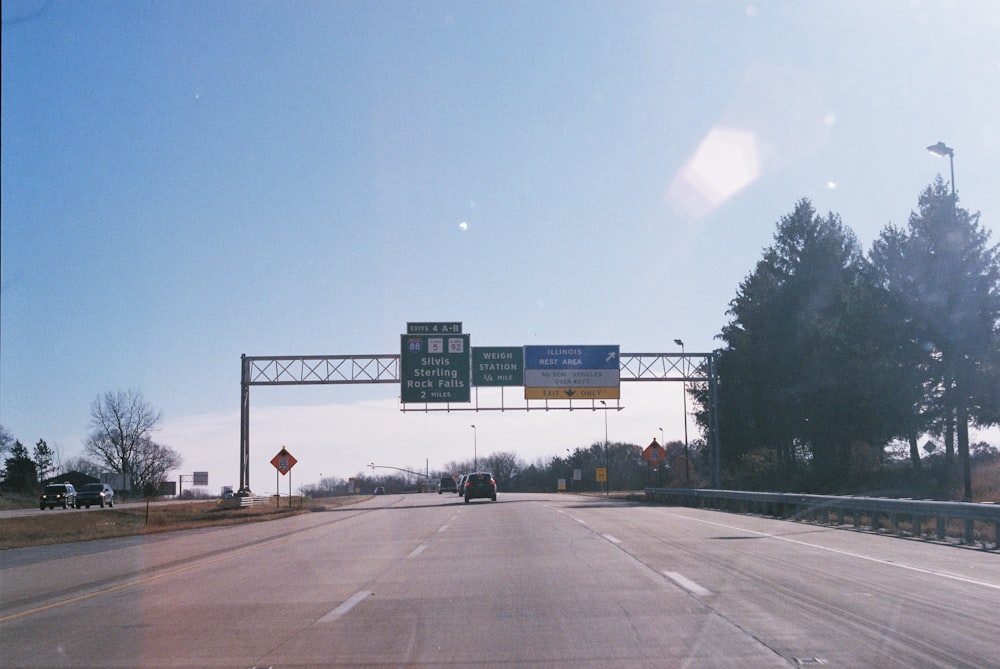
[472,346,524,386]
[407,322,462,335]
[400,334,471,403]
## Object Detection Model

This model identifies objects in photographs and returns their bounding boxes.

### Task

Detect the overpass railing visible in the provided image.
[645,487,1000,550]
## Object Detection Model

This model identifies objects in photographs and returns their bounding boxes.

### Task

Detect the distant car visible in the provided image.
[439,476,457,494]
[374,486,385,495]
[40,483,76,510]
[463,472,497,503]
[75,482,114,508]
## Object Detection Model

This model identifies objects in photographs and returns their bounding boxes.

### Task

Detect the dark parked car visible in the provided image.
[439,476,457,494]
[463,472,497,503]
[75,482,115,508]
[373,486,385,495]
[40,483,76,510]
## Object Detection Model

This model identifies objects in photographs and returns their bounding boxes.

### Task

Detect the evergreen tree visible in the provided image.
[870,178,1000,499]
[33,439,56,482]
[4,440,38,491]
[715,199,889,490]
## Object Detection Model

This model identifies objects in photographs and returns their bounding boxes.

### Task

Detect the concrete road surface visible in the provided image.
[2,493,998,668]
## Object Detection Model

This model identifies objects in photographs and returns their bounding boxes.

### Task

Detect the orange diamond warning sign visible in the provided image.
[271,446,297,475]
[643,439,666,467]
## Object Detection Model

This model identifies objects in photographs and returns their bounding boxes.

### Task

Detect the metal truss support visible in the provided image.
[238,351,720,493]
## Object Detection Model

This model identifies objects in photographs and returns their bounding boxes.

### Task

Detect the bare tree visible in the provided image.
[84,389,163,493]
[131,436,182,495]
[482,451,521,491]
[0,425,14,459]
[63,455,103,478]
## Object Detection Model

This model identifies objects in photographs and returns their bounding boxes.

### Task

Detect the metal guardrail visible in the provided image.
[645,487,1000,549]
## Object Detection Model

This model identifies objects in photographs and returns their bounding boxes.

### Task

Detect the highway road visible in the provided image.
[2,492,998,668]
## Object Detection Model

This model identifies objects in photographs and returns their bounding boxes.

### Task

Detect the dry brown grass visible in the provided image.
[0,496,364,550]
[972,458,1000,502]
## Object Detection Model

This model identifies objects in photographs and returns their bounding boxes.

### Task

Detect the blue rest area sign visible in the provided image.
[523,345,619,370]
[523,345,620,400]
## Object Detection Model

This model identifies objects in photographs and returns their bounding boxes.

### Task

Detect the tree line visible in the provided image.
[301,439,702,498]
[691,179,999,498]
[0,389,181,496]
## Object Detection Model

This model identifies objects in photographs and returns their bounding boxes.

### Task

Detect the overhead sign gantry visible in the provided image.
[238,322,720,493]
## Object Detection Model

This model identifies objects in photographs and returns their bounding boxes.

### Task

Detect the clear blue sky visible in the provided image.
[3,1,998,493]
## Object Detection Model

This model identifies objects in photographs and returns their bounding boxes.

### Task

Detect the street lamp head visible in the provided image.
[674,338,684,347]
[927,141,953,158]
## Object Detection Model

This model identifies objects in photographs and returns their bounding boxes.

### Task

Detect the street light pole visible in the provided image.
[927,141,971,501]
[674,339,690,485]
[470,424,477,471]
[927,141,955,197]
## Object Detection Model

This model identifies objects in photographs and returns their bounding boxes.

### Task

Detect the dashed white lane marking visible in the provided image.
[408,544,428,558]
[318,591,373,623]
[438,524,449,532]
[664,571,713,596]
[603,534,622,544]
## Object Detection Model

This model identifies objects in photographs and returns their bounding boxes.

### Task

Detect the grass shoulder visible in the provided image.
[0,495,365,550]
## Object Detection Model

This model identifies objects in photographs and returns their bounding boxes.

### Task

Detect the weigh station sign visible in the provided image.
[471,346,524,387]
[523,345,621,400]
[400,323,471,403]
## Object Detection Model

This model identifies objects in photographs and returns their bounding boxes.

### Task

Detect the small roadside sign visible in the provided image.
[271,447,297,475]
[643,439,667,467]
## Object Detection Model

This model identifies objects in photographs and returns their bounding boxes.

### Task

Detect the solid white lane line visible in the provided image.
[664,571,713,596]
[664,512,1000,591]
[318,591,373,623]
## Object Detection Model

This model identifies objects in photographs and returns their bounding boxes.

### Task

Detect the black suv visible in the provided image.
[40,483,77,510]
[76,482,115,508]
[463,472,497,503]
[439,476,457,494]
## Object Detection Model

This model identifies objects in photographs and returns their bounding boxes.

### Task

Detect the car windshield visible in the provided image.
[2,3,998,668]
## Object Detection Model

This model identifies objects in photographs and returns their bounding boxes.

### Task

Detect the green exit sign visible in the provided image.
[400,334,471,403]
